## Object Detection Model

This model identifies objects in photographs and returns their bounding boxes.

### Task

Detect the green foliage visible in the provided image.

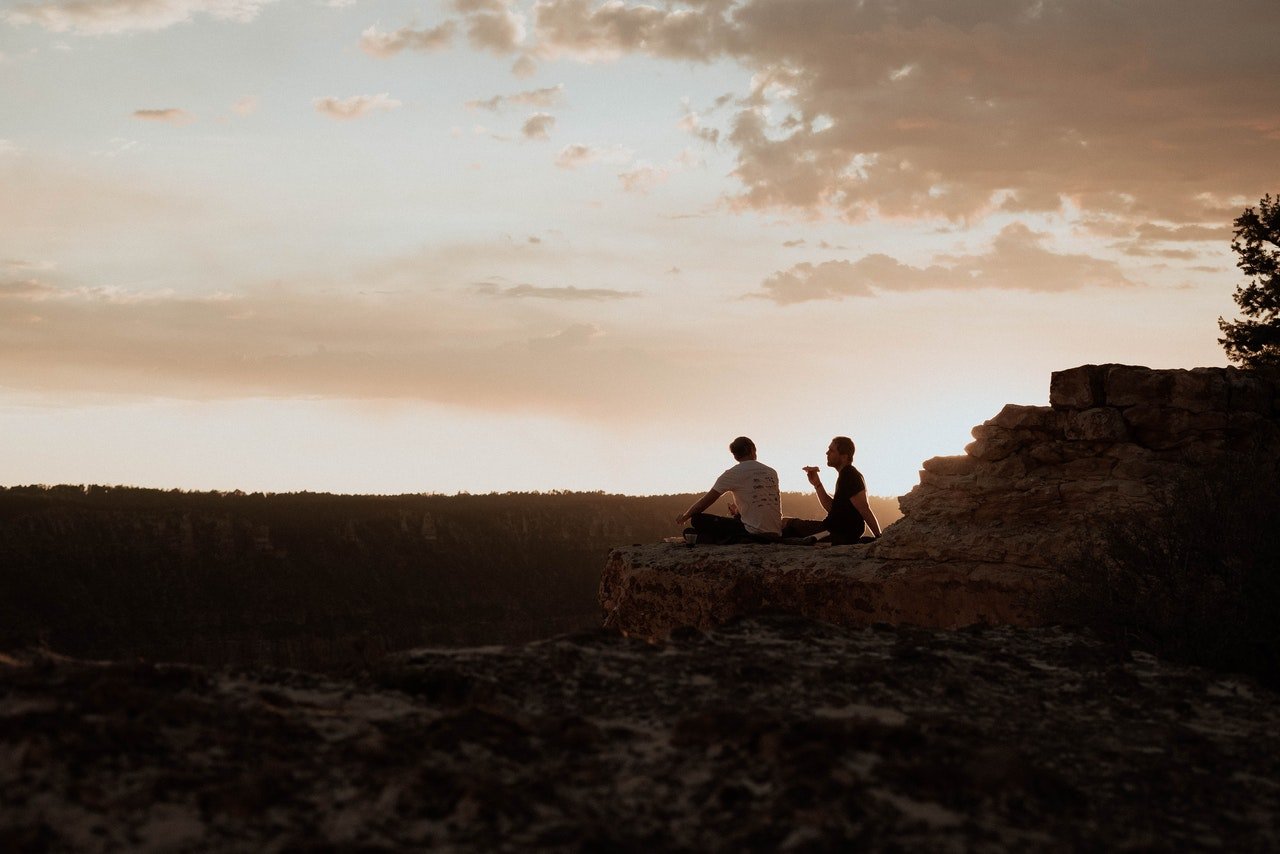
[1045,458,1280,688]
[1219,194,1280,368]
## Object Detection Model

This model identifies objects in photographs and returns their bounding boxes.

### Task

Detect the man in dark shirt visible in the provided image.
[783,436,882,545]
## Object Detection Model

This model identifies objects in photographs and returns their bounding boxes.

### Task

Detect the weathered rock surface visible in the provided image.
[4,617,1277,851]
[602,365,1280,638]
[600,544,1051,640]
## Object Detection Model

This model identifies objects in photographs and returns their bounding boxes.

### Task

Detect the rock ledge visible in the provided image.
[601,365,1280,638]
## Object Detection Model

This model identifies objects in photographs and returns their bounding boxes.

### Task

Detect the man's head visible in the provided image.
[729,436,757,461]
[826,436,855,468]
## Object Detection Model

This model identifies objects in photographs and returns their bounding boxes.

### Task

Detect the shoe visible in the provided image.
[780,535,817,546]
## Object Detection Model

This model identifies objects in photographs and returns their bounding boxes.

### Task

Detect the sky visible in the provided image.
[2,0,1278,499]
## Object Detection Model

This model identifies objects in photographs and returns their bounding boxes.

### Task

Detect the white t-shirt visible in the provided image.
[712,459,783,536]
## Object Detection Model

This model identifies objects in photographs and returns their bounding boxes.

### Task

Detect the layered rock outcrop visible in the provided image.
[601,365,1280,638]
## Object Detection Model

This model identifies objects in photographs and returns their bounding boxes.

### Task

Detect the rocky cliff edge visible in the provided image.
[600,365,1280,639]
[5,616,1279,850]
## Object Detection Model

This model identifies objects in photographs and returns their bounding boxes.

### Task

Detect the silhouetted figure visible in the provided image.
[675,436,782,544]
[783,436,881,545]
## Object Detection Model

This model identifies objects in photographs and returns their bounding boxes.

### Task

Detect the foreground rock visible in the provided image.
[4,617,1278,851]
[602,365,1280,637]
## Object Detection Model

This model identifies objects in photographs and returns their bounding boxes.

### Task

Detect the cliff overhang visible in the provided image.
[601,364,1280,638]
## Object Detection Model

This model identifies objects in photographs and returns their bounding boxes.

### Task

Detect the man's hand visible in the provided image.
[678,488,722,528]
[805,465,832,512]
[727,501,739,517]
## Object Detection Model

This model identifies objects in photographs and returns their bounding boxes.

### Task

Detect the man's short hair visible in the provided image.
[832,436,856,458]
[729,436,756,460]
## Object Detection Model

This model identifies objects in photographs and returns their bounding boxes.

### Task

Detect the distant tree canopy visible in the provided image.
[1219,194,1280,369]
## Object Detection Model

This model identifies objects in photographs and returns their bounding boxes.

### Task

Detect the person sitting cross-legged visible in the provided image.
[674,436,783,544]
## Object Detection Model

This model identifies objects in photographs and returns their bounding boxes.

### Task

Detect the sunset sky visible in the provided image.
[2,0,1278,499]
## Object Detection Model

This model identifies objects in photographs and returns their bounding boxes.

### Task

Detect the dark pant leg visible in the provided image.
[781,518,827,538]
[690,513,749,544]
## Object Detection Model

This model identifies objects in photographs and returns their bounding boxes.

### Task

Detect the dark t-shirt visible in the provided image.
[824,464,867,541]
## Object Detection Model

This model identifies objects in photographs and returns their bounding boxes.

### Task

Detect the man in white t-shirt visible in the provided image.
[675,436,783,543]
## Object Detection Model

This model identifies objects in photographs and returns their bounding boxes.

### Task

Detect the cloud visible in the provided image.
[757,223,1133,303]
[455,0,526,54]
[521,113,556,140]
[3,258,55,272]
[230,96,258,116]
[313,93,402,120]
[531,0,723,62]
[528,322,602,350]
[132,108,195,125]
[554,143,632,169]
[521,0,1280,226]
[677,101,720,145]
[1133,223,1229,243]
[465,83,564,111]
[0,278,57,298]
[474,282,638,300]
[0,279,678,419]
[361,1,524,60]
[0,150,189,237]
[6,0,279,34]
[511,54,538,77]
[617,164,669,194]
[359,22,455,57]
[1115,244,1201,260]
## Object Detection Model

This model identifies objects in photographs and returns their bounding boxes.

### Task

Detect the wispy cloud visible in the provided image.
[554,143,632,169]
[0,278,56,297]
[7,0,279,34]
[230,96,258,116]
[677,100,721,145]
[0,280,673,418]
[617,164,669,194]
[132,108,195,126]
[465,83,564,111]
[313,93,402,120]
[359,21,456,58]
[528,322,602,350]
[474,282,638,300]
[756,223,1134,304]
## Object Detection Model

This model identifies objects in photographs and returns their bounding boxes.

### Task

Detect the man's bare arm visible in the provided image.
[806,467,833,512]
[851,490,881,538]
[675,489,722,525]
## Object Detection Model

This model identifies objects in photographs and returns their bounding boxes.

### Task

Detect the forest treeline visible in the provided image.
[0,485,902,670]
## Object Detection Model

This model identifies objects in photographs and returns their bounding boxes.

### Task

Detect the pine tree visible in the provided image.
[1219,194,1280,368]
